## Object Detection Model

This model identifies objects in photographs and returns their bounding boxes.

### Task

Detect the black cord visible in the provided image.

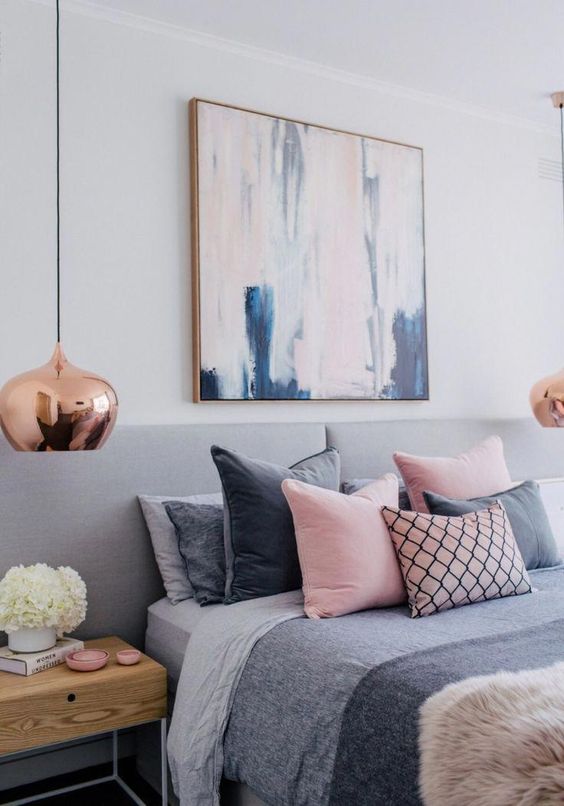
[56,0,60,344]
[560,104,564,241]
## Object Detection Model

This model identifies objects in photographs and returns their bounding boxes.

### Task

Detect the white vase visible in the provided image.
[8,627,57,653]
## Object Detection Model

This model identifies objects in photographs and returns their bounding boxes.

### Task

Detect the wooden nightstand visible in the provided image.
[0,636,167,805]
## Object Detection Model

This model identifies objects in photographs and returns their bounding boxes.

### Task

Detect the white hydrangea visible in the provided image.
[0,564,87,636]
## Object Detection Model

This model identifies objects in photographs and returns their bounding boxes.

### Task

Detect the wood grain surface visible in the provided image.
[0,636,167,754]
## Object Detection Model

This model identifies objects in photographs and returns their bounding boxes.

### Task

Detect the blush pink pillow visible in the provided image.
[393,436,512,514]
[282,474,406,619]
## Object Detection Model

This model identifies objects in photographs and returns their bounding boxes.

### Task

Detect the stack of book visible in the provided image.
[0,637,84,676]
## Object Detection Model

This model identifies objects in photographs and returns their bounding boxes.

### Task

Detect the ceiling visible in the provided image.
[81,0,564,128]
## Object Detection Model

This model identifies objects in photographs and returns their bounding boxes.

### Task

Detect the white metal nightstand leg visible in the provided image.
[113,729,119,777]
[116,776,146,806]
[113,719,168,805]
[160,717,168,806]
[112,727,144,804]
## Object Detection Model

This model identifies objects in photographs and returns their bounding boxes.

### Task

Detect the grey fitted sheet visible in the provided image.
[146,596,221,691]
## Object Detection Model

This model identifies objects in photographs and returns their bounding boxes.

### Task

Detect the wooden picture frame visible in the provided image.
[190,98,428,402]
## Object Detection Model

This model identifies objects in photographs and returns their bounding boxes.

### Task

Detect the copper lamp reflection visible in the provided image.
[530,370,564,428]
[0,344,118,451]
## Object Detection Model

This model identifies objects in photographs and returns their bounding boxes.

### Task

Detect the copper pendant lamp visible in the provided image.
[530,92,564,427]
[0,0,118,451]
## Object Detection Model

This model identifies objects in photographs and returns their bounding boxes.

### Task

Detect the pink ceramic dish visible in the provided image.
[116,649,141,666]
[66,649,109,672]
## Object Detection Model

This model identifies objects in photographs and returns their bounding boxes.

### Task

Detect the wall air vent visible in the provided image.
[539,157,564,182]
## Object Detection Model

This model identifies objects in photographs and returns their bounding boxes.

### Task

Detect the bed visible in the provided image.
[144,423,564,805]
[148,566,564,806]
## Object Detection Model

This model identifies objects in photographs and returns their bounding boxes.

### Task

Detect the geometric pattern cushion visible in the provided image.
[381,502,532,618]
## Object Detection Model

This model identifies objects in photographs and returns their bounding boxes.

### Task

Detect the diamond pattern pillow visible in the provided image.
[381,502,532,618]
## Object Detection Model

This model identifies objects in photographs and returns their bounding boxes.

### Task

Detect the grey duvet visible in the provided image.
[169,566,564,806]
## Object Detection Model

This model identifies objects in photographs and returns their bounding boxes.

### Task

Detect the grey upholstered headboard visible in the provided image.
[326,418,564,480]
[1,418,562,649]
[0,423,326,648]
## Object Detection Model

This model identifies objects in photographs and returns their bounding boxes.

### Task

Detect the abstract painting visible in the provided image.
[191,99,428,401]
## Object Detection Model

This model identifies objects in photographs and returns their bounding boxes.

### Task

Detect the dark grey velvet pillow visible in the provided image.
[164,501,225,606]
[423,481,561,571]
[342,478,411,510]
[211,445,340,604]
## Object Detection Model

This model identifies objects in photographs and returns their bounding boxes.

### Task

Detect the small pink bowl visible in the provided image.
[66,649,109,672]
[116,649,141,666]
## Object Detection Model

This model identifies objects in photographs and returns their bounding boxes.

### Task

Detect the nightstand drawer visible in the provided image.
[0,638,167,754]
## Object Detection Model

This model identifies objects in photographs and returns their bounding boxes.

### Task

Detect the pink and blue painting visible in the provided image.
[192,99,428,401]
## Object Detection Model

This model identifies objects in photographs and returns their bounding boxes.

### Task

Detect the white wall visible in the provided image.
[1,0,563,426]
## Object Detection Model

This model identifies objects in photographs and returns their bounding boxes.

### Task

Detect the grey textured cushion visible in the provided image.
[423,481,561,571]
[211,445,341,603]
[138,493,222,604]
[165,501,225,606]
[342,478,411,510]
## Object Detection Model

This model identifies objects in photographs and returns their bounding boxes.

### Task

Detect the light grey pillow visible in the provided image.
[423,481,561,571]
[343,478,411,510]
[138,493,222,604]
[165,501,225,606]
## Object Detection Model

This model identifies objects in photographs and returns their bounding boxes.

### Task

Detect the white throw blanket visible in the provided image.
[419,661,564,806]
[167,591,304,806]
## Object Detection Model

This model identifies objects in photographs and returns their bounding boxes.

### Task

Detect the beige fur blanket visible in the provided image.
[419,662,564,806]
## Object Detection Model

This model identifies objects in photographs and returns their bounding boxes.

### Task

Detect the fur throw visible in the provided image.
[419,662,564,806]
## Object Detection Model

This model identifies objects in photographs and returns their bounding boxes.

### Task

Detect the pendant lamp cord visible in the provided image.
[560,104,564,241]
[56,0,61,344]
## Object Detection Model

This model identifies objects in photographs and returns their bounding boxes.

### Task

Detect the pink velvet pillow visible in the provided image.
[393,436,512,514]
[282,474,406,619]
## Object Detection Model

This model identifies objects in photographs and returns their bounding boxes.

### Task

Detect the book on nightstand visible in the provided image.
[0,637,84,676]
